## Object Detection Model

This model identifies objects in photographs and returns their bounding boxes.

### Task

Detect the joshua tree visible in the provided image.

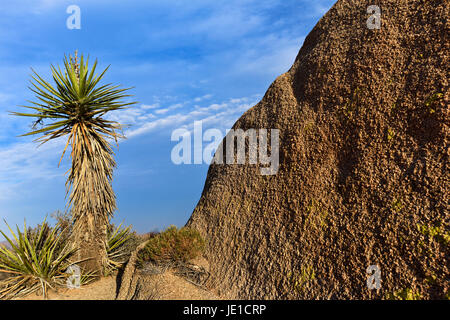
[12,52,135,274]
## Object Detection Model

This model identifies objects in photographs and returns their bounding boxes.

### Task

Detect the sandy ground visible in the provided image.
[132,271,220,300]
[16,271,219,300]
[18,276,117,300]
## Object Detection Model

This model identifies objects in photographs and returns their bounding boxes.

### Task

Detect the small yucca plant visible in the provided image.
[104,223,133,275]
[0,219,77,299]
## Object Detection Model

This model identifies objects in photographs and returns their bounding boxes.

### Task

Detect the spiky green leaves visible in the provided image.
[0,219,76,299]
[11,53,136,144]
[105,223,133,274]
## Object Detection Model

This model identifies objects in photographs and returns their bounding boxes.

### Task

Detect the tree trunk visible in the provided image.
[67,123,118,275]
[72,215,108,275]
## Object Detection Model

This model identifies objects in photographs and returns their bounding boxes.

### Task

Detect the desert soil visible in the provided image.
[17,270,218,300]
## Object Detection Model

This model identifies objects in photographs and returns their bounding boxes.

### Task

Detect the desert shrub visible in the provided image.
[0,219,78,299]
[137,226,205,267]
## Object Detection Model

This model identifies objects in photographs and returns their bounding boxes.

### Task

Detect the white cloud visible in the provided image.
[141,103,160,110]
[0,139,66,182]
[221,33,305,77]
[154,103,183,115]
[125,95,261,138]
[194,94,213,102]
[0,138,68,208]
[189,6,264,40]
[155,108,170,115]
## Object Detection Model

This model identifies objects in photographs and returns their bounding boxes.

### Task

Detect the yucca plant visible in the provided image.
[0,219,77,299]
[104,223,133,275]
[11,51,136,274]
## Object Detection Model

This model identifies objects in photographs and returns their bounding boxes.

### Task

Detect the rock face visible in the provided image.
[187,0,449,299]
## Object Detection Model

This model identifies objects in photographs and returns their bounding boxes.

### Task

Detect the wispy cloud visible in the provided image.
[0,138,67,205]
[126,95,261,138]
[194,94,213,102]
[0,139,66,181]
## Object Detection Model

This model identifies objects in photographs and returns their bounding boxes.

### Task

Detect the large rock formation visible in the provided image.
[187,0,449,299]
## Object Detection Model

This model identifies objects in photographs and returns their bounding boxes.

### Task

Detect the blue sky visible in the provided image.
[0,0,335,235]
